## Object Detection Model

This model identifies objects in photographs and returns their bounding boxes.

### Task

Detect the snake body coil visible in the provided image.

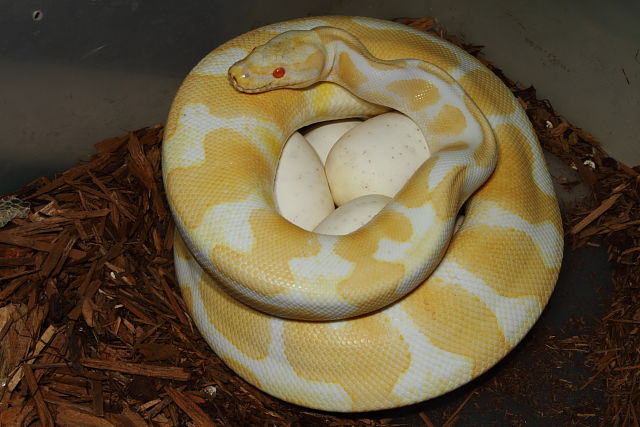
[162,16,563,412]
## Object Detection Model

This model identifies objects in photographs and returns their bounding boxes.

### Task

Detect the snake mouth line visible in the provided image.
[229,75,275,93]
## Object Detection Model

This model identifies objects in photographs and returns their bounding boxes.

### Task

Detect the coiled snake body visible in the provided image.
[162,16,563,412]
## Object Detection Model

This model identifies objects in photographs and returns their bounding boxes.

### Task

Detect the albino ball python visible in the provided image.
[162,16,563,412]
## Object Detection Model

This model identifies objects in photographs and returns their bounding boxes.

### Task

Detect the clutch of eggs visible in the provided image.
[274,112,431,235]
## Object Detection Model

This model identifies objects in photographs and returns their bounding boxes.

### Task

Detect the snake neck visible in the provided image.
[311,25,496,173]
[312,27,452,122]
[313,27,389,93]
[312,27,458,150]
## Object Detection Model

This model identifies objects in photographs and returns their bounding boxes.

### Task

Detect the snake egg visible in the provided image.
[314,194,392,235]
[274,132,334,231]
[324,112,430,206]
[303,119,362,165]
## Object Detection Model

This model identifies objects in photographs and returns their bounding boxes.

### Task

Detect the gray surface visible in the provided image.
[1,0,639,195]
[544,151,592,211]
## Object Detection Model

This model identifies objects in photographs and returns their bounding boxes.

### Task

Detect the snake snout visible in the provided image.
[228,63,248,90]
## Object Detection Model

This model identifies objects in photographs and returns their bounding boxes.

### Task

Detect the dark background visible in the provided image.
[1,0,638,195]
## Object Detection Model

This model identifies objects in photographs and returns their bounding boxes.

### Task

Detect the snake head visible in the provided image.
[229,30,327,93]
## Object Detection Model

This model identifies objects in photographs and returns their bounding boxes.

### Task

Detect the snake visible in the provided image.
[162,16,563,412]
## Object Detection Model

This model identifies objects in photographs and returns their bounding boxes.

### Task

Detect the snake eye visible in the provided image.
[272,67,286,78]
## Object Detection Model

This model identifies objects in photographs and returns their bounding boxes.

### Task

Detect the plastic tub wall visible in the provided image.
[1,0,639,195]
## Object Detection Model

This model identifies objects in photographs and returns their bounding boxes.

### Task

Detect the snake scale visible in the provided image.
[162,16,563,412]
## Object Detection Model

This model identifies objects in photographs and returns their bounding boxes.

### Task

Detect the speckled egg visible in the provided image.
[314,194,391,235]
[324,112,430,206]
[274,132,335,231]
[303,119,363,165]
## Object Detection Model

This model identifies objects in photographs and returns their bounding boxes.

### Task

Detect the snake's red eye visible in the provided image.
[272,67,286,78]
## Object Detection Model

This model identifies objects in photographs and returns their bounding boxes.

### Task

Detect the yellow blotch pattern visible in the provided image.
[396,162,466,220]
[166,73,308,144]
[211,209,322,299]
[428,104,467,136]
[478,123,560,227]
[306,83,349,119]
[426,166,466,220]
[175,235,271,368]
[302,50,325,73]
[173,231,192,261]
[394,161,436,209]
[338,51,369,88]
[283,316,411,409]
[385,79,440,111]
[166,128,273,230]
[462,96,497,170]
[334,211,412,308]
[165,74,238,142]
[317,29,407,75]
[179,280,194,312]
[449,224,556,301]
[459,69,516,116]
[196,263,273,360]
[439,141,470,153]
[404,277,508,376]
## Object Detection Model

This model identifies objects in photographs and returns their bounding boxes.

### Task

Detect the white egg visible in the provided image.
[325,112,430,206]
[274,132,335,231]
[303,119,362,165]
[314,194,391,235]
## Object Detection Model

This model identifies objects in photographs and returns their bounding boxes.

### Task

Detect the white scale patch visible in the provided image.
[166,104,215,170]
[325,319,350,330]
[288,237,353,291]
[447,60,484,80]
[265,19,333,33]
[173,241,202,284]
[387,305,473,400]
[194,191,268,255]
[261,297,355,320]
